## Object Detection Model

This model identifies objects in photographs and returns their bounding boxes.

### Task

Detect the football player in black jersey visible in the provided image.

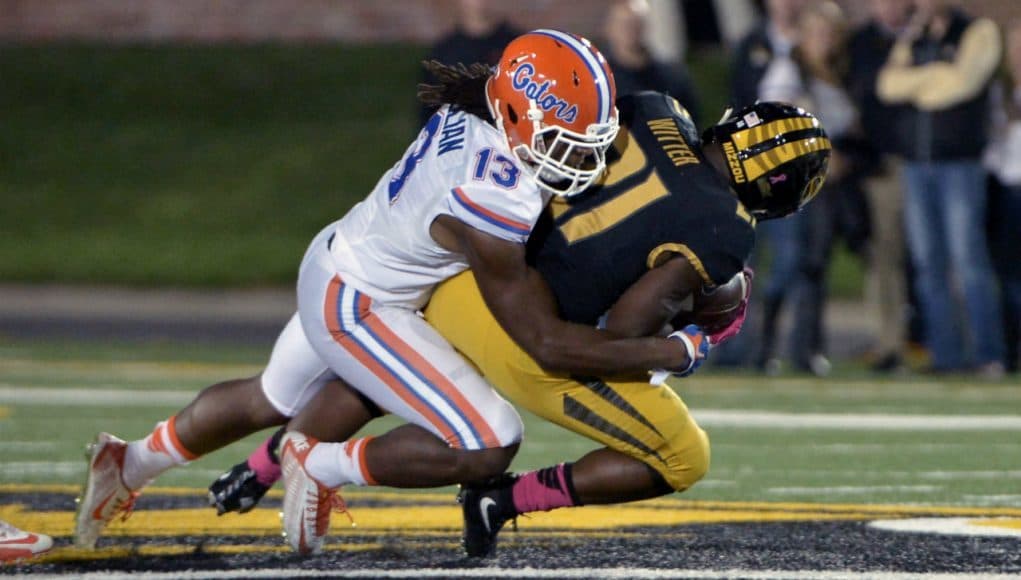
[209,92,830,557]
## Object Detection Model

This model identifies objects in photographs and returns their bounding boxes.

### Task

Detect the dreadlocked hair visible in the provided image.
[417,60,494,122]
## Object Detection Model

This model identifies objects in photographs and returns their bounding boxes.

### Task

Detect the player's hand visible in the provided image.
[650,324,710,383]
[708,267,753,346]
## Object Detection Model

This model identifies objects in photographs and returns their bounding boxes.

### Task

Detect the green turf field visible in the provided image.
[3,339,1018,508]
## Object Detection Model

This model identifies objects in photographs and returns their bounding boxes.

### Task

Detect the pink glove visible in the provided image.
[708,267,753,346]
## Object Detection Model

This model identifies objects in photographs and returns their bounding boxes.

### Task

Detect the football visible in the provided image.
[673,271,748,333]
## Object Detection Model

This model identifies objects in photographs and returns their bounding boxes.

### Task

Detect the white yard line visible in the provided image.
[693,410,1021,430]
[710,468,1021,480]
[870,517,1021,538]
[963,495,1021,505]
[0,441,58,452]
[713,442,1021,453]
[5,387,1021,430]
[0,386,195,406]
[0,462,226,480]
[0,461,83,477]
[918,470,1021,480]
[767,485,943,495]
[1,359,261,381]
[33,568,1021,580]
[689,379,1021,401]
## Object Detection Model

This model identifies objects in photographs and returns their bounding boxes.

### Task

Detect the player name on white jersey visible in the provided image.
[326,105,548,310]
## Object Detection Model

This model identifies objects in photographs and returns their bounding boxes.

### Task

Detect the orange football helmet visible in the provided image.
[486,29,619,197]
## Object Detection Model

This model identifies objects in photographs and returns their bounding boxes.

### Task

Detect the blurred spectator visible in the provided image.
[847,0,914,373]
[713,0,806,370]
[752,1,870,376]
[983,19,1021,373]
[877,0,1005,377]
[730,0,805,109]
[418,0,520,126]
[601,0,701,122]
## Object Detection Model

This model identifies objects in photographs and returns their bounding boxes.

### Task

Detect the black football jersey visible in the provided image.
[527,91,756,325]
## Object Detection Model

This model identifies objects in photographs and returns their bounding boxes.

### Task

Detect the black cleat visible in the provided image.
[459,474,517,558]
[207,460,271,515]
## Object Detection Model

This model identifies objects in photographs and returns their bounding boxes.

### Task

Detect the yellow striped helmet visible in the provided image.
[702,102,831,220]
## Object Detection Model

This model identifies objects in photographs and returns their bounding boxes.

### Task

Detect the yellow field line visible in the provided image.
[7,482,1021,566]
[5,484,1020,517]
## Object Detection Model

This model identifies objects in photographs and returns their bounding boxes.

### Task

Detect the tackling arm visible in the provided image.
[600,255,703,339]
[432,215,691,376]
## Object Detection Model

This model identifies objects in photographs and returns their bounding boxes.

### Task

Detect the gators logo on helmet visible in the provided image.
[509,61,579,123]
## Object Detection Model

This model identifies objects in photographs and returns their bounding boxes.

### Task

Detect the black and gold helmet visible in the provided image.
[702,102,830,221]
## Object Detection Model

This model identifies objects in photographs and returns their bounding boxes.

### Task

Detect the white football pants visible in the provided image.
[261,224,522,450]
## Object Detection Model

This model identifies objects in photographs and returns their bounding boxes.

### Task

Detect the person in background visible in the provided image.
[753,1,870,376]
[735,0,812,375]
[417,0,520,126]
[730,0,805,109]
[717,0,806,371]
[983,19,1021,374]
[0,519,52,562]
[877,0,1005,378]
[847,0,914,374]
[601,0,701,122]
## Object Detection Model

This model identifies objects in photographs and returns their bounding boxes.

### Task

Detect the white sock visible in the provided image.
[303,437,376,489]
[122,417,195,490]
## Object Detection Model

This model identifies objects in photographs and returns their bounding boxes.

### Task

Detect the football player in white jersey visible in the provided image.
[75,30,711,554]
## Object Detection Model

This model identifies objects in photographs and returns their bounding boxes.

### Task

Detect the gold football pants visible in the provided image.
[423,271,710,491]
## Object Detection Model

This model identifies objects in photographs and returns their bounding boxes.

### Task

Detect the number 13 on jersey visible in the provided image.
[473,148,520,189]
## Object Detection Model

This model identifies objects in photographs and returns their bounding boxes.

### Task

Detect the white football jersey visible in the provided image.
[327,105,549,310]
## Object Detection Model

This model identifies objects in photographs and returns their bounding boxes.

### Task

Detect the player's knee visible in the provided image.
[227,375,283,426]
[259,369,325,420]
[476,443,517,477]
[660,426,711,492]
[245,375,289,426]
[446,402,521,483]
[453,443,518,483]
[487,400,524,448]
[191,374,287,428]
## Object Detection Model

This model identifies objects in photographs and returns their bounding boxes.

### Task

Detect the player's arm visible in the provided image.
[431,215,691,376]
[601,254,703,339]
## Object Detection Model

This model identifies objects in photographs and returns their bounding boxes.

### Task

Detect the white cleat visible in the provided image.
[0,520,54,563]
[74,432,139,549]
[279,431,350,555]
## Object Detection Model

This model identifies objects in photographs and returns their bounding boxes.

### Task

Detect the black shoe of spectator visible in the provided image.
[918,365,962,376]
[870,353,904,374]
